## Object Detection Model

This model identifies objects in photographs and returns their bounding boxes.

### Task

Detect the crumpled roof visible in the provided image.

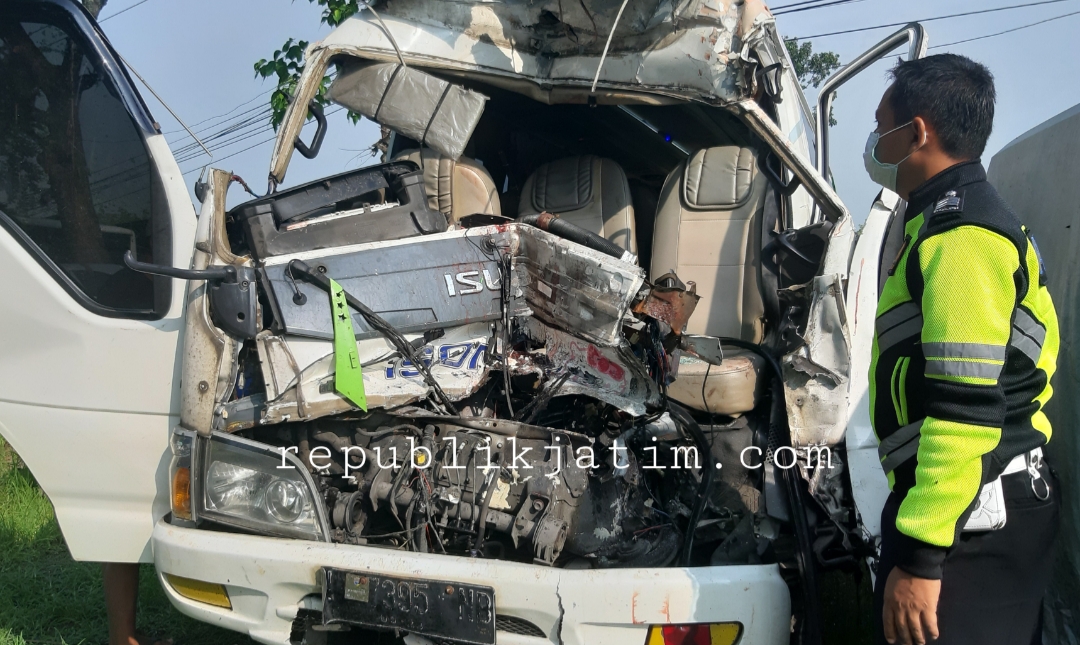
[378,0,776,59]
[322,0,787,104]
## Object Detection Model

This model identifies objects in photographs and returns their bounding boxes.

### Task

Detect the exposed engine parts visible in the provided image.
[267,406,709,568]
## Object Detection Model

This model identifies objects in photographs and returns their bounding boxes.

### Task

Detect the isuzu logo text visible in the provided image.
[443,269,501,297]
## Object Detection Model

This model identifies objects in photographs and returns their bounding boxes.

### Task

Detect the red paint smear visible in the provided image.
[588,345,625,381]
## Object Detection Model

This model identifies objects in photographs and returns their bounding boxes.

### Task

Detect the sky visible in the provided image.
[97,0,1080,219]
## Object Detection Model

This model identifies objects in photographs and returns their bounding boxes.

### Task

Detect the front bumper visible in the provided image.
[151,520,791,645]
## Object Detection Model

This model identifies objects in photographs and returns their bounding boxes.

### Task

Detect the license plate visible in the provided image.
[321,568,496,645]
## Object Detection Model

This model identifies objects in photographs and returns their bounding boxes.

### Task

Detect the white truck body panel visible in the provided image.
[0,134,195,562]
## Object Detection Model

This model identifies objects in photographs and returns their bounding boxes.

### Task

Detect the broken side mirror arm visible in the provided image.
[294,100,327,160]
[124,251,258,339]
[124,250,238,283]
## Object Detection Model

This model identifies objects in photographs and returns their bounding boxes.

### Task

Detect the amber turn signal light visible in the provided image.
[172,466,191,520]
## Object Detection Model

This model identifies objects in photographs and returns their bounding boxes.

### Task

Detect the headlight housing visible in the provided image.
[195,431,328,541]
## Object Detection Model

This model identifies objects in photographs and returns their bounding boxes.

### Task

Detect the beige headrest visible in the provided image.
[518,155,637,253]
[650,145,766,342]
[682,146,758,209]
[392,148,501,223]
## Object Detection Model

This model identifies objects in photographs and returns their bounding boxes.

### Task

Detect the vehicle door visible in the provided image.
[0,0,196,562]
[815,25,929,546]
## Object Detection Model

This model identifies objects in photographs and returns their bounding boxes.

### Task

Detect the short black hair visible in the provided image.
[888,53,996,159]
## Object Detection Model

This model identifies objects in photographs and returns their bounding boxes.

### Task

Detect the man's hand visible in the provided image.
[883,568,941,645]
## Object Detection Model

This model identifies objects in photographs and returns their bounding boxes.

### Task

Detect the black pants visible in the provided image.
[874,464,1060,645]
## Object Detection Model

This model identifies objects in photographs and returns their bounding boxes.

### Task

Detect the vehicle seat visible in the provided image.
[392,148,501,224]
[651,145,769,415]
[518,155,637,254]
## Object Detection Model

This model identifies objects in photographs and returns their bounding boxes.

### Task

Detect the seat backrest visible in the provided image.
[518,155,637,253]
[650,146,767,342]
[392,148,501,223]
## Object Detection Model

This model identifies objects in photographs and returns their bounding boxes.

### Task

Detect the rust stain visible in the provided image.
[633,283,700,334]
[661,595,671,623]
[631,591,641,624]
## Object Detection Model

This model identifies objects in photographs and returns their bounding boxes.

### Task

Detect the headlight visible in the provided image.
[197,432,328,541]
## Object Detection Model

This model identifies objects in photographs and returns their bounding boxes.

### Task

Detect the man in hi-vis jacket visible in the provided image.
[866,54,1061,645]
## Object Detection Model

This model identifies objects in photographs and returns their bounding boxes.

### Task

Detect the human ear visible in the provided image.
[910,116,930,153]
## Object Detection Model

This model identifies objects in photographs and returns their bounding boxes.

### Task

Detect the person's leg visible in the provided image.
[103,562,140,645]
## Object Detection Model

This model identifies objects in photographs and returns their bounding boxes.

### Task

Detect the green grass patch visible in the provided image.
[0,438,252,645]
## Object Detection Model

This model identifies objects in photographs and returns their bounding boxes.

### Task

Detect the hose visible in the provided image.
[716,337,823,645]
[670,402,714,566]
[517,212,627,260]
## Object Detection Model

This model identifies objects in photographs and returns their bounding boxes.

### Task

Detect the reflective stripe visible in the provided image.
[877,420,922,462]
[922,342,1006,361]
[877,302,921,333]
[877,315,924,354]
[1010,309,1046,365]
[1014,308,1046,347]
[881,433,921,475]
[1010,330,1042,365]
[925,358,1004,380]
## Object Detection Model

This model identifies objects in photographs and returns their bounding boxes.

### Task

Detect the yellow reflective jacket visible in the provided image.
[869,160,1059,578]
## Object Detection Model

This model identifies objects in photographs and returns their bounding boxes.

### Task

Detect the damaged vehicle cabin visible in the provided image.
[0,1,927,644]
[155,0,862,641]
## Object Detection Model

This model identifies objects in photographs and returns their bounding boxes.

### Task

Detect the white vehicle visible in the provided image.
[0,2,927,644]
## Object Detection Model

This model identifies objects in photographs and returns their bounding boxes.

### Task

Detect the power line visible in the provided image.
[787,0,1078,40]
[774,0,867,16]
[99,0,154,22]
[930,7,1080,48]
[179,106,345,176]
[164,97,272,137]
[172,110,272,157]
[772,0,835,9]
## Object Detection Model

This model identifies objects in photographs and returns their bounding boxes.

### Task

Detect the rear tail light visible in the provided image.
[645,623,742,645]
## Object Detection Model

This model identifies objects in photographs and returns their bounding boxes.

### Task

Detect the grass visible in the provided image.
[0,438,252,645]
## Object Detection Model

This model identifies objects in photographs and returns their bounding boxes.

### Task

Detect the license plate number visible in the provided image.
[321,568,495,645]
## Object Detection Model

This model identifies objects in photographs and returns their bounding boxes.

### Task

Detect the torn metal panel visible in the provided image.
[522,319,661,415]
[514,223,646,348]
[633,282,700,334]
[249,222,648,423]
[180,169,243,437]
[255,323,494,426]
[783,274,851,447]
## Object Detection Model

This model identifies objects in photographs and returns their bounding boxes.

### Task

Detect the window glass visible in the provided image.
[0,13,156,311]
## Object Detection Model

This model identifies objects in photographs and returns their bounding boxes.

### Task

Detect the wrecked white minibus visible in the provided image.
[0,1,930,643]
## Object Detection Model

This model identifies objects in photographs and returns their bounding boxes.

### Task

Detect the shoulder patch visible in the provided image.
[933,190,964,215]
